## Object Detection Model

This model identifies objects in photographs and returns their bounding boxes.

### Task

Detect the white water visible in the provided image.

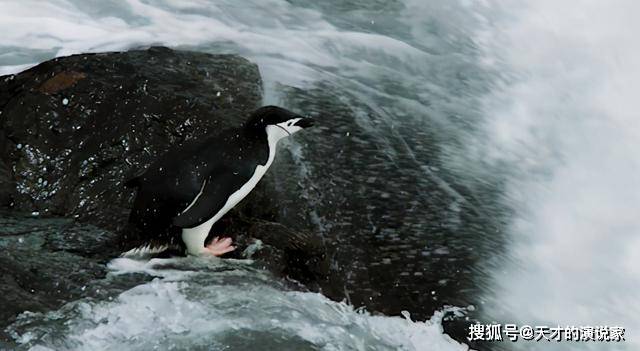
[8,257,468,351]
[0,2,478,349]
[2,0,638,350]
[472,1,640,350]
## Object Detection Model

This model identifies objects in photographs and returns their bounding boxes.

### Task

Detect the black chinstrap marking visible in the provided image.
[275,124,291,136]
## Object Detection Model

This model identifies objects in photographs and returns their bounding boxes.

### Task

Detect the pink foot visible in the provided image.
[204,236,236,256]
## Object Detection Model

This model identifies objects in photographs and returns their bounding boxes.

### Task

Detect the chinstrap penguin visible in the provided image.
[125,106,314,256]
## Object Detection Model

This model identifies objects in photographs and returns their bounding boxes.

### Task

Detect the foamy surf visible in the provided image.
[3,0,636,349]
[8,257,471,351]
[466,0,640,350]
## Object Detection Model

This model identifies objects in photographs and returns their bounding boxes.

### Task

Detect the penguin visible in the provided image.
[125,105,315,256]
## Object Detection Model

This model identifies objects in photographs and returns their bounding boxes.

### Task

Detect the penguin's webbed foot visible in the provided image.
[204,236,236,256]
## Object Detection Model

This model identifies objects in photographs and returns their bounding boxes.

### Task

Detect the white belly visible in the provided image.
[213,163,269,222]
[181,163,270,255]
[182,125,286,255]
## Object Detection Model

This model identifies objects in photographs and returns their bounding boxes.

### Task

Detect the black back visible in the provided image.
[126,125,269,247]
[243,105,303,130]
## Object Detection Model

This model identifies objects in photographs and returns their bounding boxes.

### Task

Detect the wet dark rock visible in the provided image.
[0,47,333,341]
[269,83,503,344]
[44,222,121,257]
[0,46,262,231]
[0,212,114,342]
[0,134,16,208]
[228,217,336,295]
[0,46,489,346]
[0,158,14,207]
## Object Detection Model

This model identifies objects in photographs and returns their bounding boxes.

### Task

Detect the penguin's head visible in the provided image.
[245,105,315,137]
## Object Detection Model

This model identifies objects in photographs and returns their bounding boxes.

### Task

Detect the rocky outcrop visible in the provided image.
[0,212,119,342]
[0,46,262,231]
[0,48,332,340]
[0,46,486,347]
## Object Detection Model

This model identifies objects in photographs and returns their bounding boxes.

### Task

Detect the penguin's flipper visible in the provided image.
[172,170,250,228]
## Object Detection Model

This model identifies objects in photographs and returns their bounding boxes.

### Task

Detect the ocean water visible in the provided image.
[1,0,638,350]
[471,1,640,350]
[7,257,466,351]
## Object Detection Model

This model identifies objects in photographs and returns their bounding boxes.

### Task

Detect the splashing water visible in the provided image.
[2,0,638,350]
[468,1,640,350]
[8,257,469,351]
[1,1,484,349]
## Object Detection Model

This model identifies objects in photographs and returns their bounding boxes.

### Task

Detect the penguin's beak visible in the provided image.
[294,117,315,129]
